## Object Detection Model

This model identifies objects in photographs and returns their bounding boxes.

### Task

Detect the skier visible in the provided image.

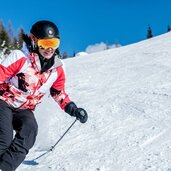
[0,20,88,171]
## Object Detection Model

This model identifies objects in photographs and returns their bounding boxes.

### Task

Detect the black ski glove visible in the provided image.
[65,102,88,123]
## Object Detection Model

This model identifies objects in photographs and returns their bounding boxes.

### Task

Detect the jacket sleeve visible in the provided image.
[0,50,26,83]
[50,65,72,110]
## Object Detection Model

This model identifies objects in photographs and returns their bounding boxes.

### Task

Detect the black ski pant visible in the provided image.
[0,100,38,171]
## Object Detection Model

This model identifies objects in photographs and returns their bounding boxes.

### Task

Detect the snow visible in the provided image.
[16,32,171,171]
[75,51,88,57]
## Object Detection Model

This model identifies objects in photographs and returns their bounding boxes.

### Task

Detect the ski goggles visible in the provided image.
[37,38,60,50]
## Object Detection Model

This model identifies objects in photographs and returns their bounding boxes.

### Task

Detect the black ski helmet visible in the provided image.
[30,20,60,39]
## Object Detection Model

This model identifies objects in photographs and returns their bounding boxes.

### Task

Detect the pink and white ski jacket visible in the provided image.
[0,50,71,110]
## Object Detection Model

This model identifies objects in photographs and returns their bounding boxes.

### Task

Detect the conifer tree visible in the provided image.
[12,37,19,49]
[62,51,68,59]
[147,25,153,39]
[0,21,10,54]
[73,51,76,57]
[7,20,14,45]
[17,28,25,49]
[167,25,171,32]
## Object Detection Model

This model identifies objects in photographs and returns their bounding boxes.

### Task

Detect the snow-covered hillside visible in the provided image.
[18,32,171,171]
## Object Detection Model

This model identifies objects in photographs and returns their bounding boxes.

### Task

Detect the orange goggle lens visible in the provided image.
[38,38,60,49]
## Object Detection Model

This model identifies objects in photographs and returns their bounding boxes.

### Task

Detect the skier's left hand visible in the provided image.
[65,102,88,123]
[74,108,88,123]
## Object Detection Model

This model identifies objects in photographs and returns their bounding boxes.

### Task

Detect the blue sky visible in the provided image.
[0,0,171,55]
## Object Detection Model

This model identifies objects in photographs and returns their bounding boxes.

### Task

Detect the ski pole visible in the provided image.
[50,118,77,151]
[23,118,77,165]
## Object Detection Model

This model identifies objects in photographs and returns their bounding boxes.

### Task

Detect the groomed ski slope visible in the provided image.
[18,32,171,171]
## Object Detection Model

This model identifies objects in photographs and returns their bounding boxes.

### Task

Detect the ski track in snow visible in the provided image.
[14,32,171,171]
